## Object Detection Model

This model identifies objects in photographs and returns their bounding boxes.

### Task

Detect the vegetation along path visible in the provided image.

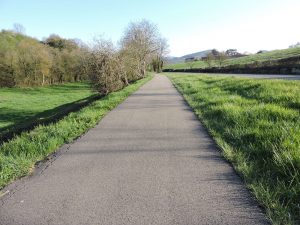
[0,74,269,225]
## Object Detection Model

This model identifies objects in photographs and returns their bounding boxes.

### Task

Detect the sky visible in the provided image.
[0,0,300,56]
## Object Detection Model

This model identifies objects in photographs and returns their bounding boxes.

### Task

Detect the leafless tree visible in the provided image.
[153,37,169,72]
[120,20,164,77]
[88,38,124,94]
[13,23,26,34]
[216,51,227,67]
[186,60,197,69]
[203,53,215,68]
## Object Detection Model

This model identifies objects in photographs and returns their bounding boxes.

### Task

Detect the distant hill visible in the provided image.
[0,30,38,48]
[165,50,213,64]
[181,50,213,59]
[164,46,300,70]
[0,30,38,50]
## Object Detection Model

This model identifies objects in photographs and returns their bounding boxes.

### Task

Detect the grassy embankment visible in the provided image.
[0,82,97,142]
[165,47,300,70]
[0,75,152,190]
[167,73,300,225]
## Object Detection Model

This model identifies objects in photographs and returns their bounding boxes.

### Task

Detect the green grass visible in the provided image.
[0,82,96,142]
[165,47,300,70]
[0,75,152,189]
[167,73,300,225]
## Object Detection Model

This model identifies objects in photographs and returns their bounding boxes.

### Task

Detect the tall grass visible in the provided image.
[168,73,300,225]
[0,75,152,189]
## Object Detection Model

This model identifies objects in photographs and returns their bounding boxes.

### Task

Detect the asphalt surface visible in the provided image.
[0,74,269,225]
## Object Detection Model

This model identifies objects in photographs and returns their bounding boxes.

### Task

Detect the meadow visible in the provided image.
[164,47,300,70]
[0,82,96,142]
[0,75,152,190]
[167,73,300,225]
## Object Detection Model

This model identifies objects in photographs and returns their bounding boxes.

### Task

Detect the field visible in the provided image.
[167,73,300,225]
[164,47,300,70]
[0,82,97,142]
[0,75,153,190]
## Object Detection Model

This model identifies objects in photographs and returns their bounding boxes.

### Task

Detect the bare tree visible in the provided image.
[88,38,124,94]
[186,60,197,69]
[215,51,227,67]
[13,23,26,34]
[151,37,169,72]
[203,53,215,68]
[120,20,162,77]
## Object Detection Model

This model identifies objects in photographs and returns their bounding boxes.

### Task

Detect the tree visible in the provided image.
[186,59,197,69]
[120,20,162,77]
[215,51,227,67]
[88,38,124,94]
[44,34,77,51]
[211,49,219,57]
[151,37,169,72]
[15,39,52,86]
[13,23,26,34]
[289,42,300,48]
[225,49,244,57]
[203,53,215,68]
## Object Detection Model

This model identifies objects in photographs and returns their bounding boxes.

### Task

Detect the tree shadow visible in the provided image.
[0,94,101,145]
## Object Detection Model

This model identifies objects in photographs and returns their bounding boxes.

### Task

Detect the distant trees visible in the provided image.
[215,51,227,67]
[151,38,169,73]
[14,39,52,86]
[0,30,89,87]
[201,49,247,68]
[0,20,168,92]
[89,20,169,94]
[186,59,197,69]
[13,23,26,34]
[203,53,215,68]
[289,42,300,48]
[120,20,168,76]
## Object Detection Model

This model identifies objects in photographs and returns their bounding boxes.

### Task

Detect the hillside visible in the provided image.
[164,47,300,70]
[0,30,38,50]
[165,50,212,64]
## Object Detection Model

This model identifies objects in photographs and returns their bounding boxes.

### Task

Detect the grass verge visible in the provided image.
[167,73,300,225]
[0,75,152,189]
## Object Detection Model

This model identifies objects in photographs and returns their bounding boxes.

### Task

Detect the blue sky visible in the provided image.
[1,0,300,56]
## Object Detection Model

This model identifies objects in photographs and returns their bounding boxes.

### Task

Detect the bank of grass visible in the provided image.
[0,75,152,189]
[165,47,300,70]
[167,73,300,225]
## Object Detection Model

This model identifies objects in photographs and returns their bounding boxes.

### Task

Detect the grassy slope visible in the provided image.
[0,82,95,130]
[165,47,300,70]
[167,73,300,225]
[0,75,152,190]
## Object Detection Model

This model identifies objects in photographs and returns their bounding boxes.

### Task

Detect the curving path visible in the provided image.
[0,74,269,225]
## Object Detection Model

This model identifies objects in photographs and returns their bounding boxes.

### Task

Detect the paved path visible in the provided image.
[0,75,269,225]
